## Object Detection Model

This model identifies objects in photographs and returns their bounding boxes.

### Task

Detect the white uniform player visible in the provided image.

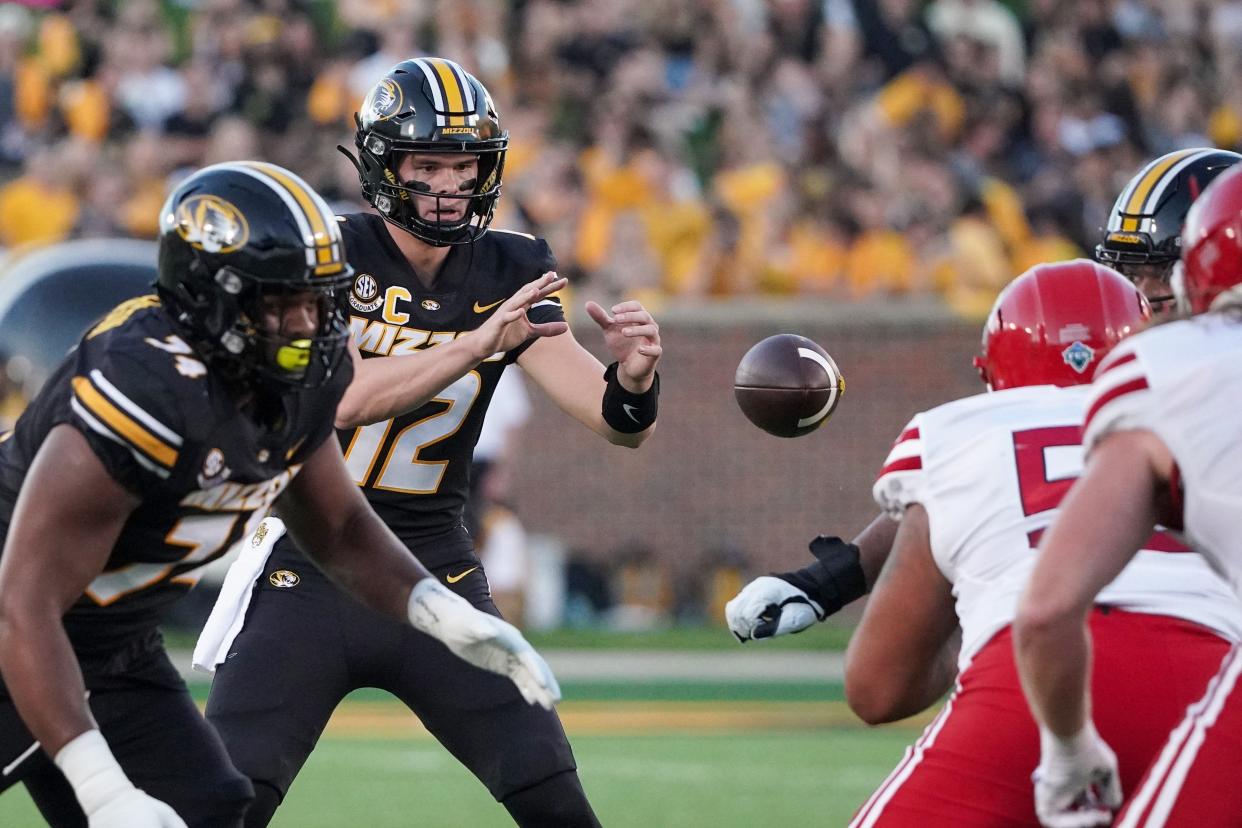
[1016,165,1242,828]
[841,261,1240,828]
[1084,318,1242,596]
[876,384,1242,674]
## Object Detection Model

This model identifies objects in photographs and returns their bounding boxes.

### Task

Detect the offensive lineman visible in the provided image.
[0,163,558,828]
[201,58,661,827]
[1016,161,1242,826]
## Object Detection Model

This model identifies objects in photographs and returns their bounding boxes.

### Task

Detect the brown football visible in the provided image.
[734,334,845,438]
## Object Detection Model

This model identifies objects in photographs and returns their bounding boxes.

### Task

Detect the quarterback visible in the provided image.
[200,58,660,827]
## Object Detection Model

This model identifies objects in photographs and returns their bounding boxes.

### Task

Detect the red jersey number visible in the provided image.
[1012,425,1189,552]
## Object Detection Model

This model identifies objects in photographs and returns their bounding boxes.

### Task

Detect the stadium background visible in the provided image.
[0,0,1237,825]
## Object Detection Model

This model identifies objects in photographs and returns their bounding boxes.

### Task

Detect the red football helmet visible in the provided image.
[975,259,1151,390]
[1178,164,1242,314]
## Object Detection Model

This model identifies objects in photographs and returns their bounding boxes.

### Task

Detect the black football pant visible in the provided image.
[0,643,252,827]
[206,530,598,827]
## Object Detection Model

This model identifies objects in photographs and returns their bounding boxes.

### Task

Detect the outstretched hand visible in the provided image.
[473,272,569,358]
[585,299,662,391]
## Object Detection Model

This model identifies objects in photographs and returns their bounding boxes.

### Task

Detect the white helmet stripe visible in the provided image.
[214,163,317,268]
[414,59,448,127]
[1139,148,1218,214]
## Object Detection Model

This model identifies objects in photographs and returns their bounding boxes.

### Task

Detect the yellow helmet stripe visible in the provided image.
[428,59,467,126]
[1118,148,1200,230]
[243,162,344,273]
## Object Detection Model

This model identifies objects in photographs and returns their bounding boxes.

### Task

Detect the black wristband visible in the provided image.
[774,536,867,619]
[601,362,659,433]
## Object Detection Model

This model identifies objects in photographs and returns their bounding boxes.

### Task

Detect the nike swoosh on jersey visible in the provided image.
[473,299,503,313]
[446,566,480,584]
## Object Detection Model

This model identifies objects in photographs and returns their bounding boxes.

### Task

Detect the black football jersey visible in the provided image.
[0,296,351,657]
[337,214,564,550]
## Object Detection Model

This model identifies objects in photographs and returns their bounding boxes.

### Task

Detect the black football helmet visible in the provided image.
[1096,148,1242,290]
[156,162,354,390]
[341,57,507,246]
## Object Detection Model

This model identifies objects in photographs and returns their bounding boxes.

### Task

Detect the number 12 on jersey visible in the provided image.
[342,372,482,494]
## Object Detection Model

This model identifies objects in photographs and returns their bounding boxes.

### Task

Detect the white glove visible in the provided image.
[55,730,187,828]
[408,578,561,709]
[1033,723,1122,828]
[725,576,825,642]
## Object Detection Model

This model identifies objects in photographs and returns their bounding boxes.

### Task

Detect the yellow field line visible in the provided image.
[319,700,935,739]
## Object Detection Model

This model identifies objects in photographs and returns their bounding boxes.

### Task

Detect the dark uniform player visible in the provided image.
[202,57,663,827]
[0,162,558,828]
[1094,147,1241,315]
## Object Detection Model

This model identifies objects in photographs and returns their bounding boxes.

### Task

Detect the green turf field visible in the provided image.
[0,700,921,827]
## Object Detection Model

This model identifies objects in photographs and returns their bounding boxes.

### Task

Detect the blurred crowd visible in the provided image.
[2,0,1242,315]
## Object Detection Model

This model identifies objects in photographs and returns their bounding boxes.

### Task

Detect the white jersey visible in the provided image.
[1085,314,1242,599]
[874,384,1242,668]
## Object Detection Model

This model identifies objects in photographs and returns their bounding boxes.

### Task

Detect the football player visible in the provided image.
[1095,148,1241,317]
[779,261,1241,827]
[726,149,1241,644]
[1016,167,1242,824]
[200,58,661,827]
[0,163,560,828]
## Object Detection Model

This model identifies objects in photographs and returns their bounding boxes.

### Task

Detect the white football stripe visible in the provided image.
[797,346,838,427]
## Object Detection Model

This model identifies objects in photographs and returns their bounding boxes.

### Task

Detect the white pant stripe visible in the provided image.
[1119,645,1242,828]
[848,683,960,828]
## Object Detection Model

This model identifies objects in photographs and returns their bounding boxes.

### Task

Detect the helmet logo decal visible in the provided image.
[1062,341,1096,374]
[364,78,404,122]
[350,273,383,313]
[173,194,249,254]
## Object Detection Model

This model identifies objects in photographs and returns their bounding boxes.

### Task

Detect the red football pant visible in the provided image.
[849,609,1230,828]
[1115,644,1242,827]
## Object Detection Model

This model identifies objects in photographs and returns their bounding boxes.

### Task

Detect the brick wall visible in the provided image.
[509,300,984,581]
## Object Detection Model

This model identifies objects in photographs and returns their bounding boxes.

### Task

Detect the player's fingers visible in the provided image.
[1099,772,1123,809]
[505,272,559,310]
[526,650,561,702]
[509,668,541,707]
[612,310,653,324]
[637,343,662,357]
[611,300,645,315]
[584,300,612,328]
[516,652,559,709]
[531,276,567,303]
[752,618,779,639]
[529,321,569,339]
[622,323,659,339]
